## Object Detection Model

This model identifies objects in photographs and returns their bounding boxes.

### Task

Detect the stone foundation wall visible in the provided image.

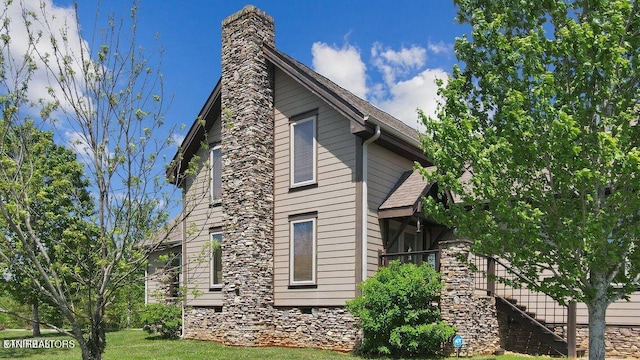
[576,326,640,358]
[183,306,360,352]
[183,307,226,343]
[439,239,501,356]
[270,307,360,352]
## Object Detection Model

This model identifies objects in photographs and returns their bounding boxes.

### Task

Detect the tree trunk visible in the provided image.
[87,307,106,360]
[126,292,131,328]
[72,311,106,360]
[587,291,608,360]
[31,301,41,337]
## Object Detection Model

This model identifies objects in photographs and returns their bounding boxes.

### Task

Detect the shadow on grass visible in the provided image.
[0,347,76,359]
[144,334,180,341]
[0,331,67,339]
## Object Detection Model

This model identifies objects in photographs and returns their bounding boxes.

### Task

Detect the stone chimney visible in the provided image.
[220,6,275,346]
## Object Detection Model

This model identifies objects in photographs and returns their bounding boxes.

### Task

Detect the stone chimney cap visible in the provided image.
[222,5,274,27]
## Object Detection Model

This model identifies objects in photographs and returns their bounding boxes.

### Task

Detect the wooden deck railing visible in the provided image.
[378,249,440,271]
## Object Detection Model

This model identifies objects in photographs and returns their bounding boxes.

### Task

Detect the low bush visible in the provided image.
[346,261,455,357]
[140,303,181,339]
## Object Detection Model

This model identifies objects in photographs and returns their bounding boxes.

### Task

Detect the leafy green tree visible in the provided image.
[0,294,31,328]
[0,1,181,359]
[419,1,640,359]
[346,262,455,357]
[104,271,145,329]
[0,125,95,336]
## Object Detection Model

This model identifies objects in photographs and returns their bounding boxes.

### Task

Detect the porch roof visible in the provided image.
[378,167,436,219]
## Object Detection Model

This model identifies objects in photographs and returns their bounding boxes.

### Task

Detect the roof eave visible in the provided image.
[263,45,368,132]
[364,114,431,165]
[166,79,222,185]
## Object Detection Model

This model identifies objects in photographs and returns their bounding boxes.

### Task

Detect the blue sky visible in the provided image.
[8,0,466,214]
[65,0,464,134]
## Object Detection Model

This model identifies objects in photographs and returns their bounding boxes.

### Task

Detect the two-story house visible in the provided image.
[150,5,640,357]
[161,4,459,352]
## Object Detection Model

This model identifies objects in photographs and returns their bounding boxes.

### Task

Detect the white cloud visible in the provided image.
[371,43,426,85]
[373,68,448,130]
[427,40,453,55]
[64,130,93,164]
[3,0,101,165]
[171,133,186,148]
[311,40,448,130]
[3,0,88,116]
[311,42,368,98]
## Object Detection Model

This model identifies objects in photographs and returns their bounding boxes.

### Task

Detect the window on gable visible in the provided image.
[290,115,316,186]
[210,231,222,288]
[290,217,316,285]
[210,145,221,203]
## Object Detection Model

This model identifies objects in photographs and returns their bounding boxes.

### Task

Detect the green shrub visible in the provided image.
[346,261,455,357]
[140,303,181,339]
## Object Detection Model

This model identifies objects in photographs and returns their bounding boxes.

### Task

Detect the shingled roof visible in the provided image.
[379,167,436,219]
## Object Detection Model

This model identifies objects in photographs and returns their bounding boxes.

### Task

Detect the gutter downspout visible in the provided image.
[362,123,380,282]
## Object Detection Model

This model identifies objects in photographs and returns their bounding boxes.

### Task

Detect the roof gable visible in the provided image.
[168,47,430,183]
[379,167,436,219]
[263,45,421,144]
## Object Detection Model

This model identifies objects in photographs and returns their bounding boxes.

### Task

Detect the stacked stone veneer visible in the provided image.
[219,5,276,346]
[269,307,360,352]
[184,306,360,351]
[182,6,360,352]
[575,326,640,358]
[149,267,179,304]
[439,239,501,356]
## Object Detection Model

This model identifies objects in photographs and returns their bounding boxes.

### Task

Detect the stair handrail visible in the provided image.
[473,254,568,330]
[487,256,540,290]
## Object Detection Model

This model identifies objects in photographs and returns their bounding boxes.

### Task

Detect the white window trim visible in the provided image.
[210,145,221,204]
[289,217,317,285]
[210,231,223,288]
[289,115,317,187]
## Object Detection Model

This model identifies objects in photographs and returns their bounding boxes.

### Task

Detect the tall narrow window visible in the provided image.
[290,115,316,186]
[210,145,221,203]
[290,217,316,285]
[210,232,222,288]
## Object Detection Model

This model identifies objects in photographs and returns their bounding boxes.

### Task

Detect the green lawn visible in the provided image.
[0,329,553,360]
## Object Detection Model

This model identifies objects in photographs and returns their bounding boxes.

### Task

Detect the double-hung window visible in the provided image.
[210,145,221,203]
[289,216,316,285]
[290,114,316,187]
[210,231,222,288]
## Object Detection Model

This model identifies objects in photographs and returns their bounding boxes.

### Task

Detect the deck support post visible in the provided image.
[567,301,577,359]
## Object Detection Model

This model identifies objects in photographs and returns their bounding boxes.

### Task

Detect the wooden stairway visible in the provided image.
[495,296,570,356]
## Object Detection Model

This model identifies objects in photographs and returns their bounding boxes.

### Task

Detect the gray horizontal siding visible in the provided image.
[273,68,357,306]
[366,143,415,278]
[492,272,640,326]
[182,117,224,307]
[577,292,640,325]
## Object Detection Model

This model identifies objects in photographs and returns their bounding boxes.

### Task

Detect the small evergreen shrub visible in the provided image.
[346,261,455,357]
[141,303,181,339]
